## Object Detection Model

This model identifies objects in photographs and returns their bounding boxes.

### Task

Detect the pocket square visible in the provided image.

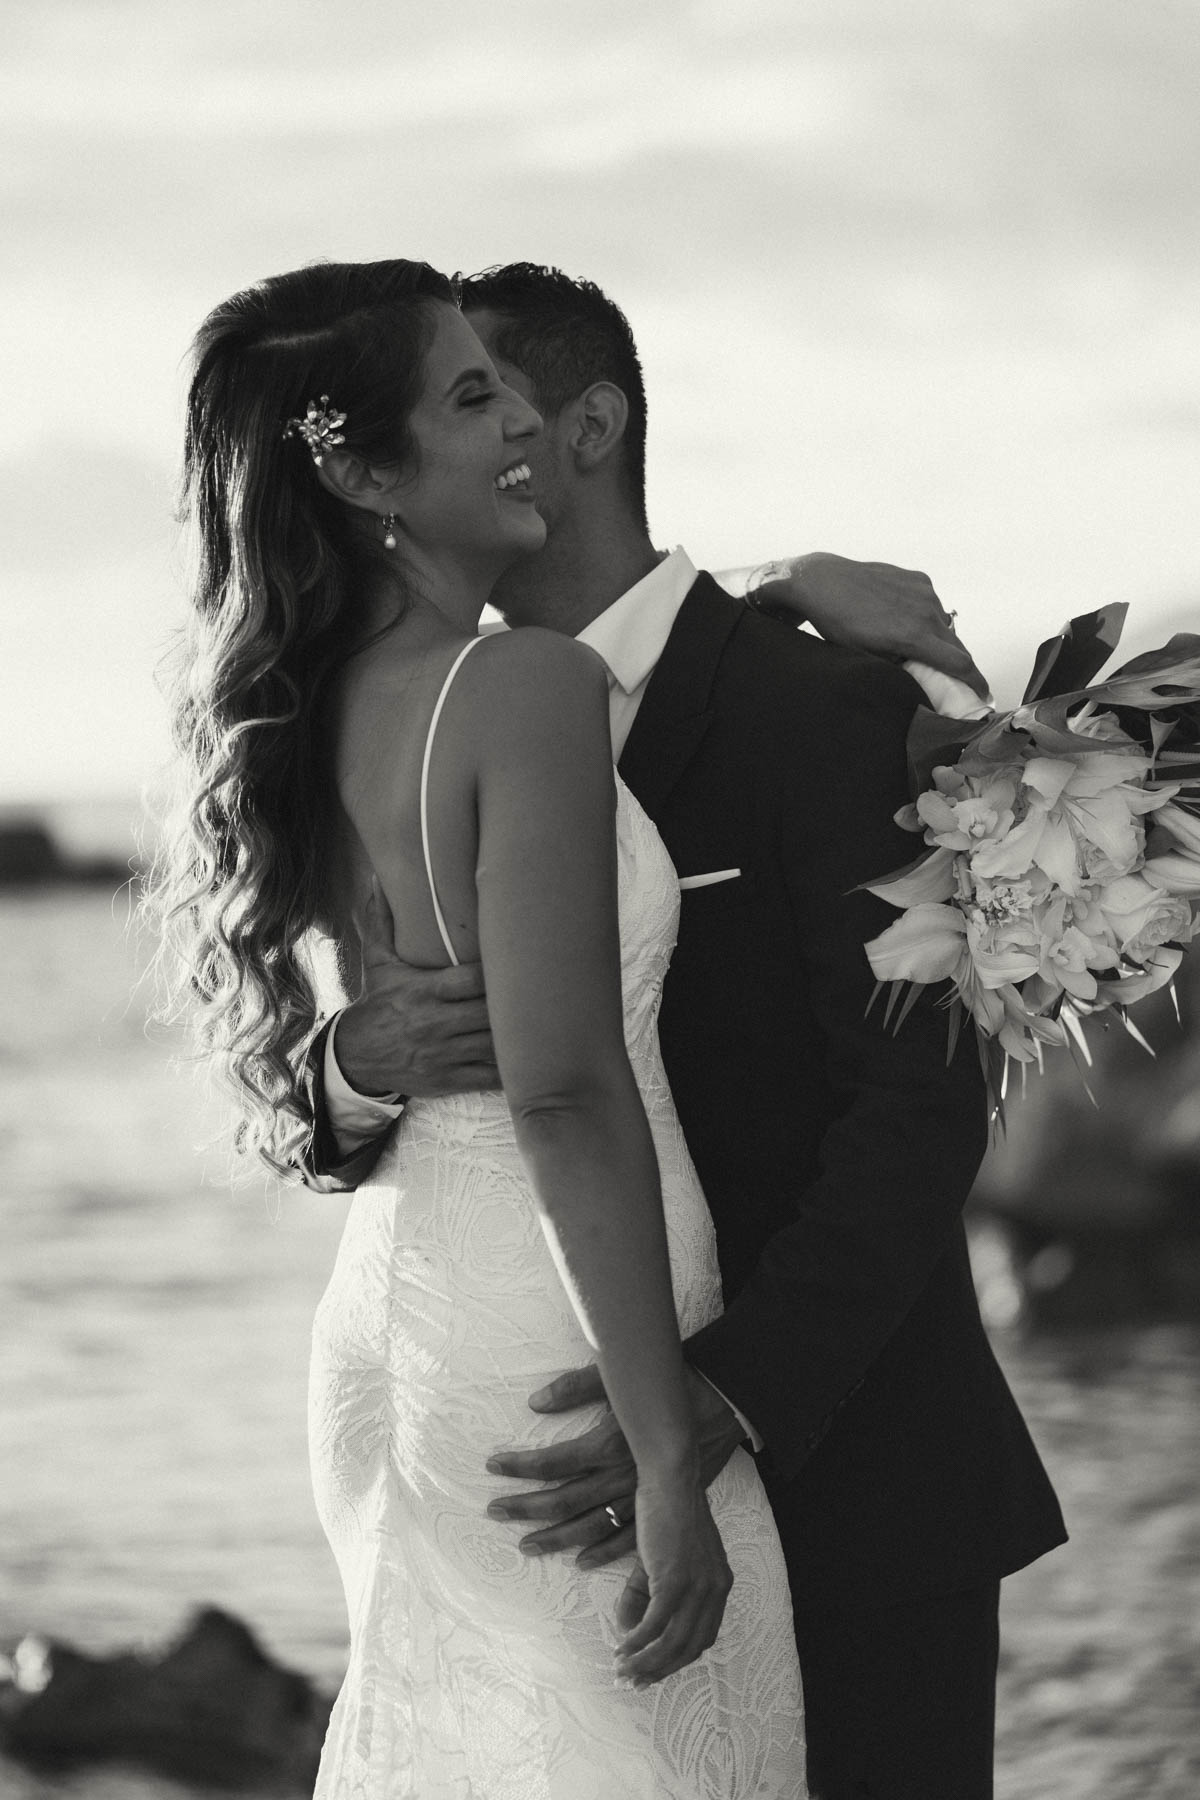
[678,868,742,890]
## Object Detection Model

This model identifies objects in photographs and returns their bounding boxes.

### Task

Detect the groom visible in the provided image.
[300,264,1066,1798]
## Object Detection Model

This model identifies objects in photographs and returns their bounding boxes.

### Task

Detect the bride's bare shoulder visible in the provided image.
[469,627,609,712]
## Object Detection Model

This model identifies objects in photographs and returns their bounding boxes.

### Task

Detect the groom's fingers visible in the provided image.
[488,1472,631,1527]
[508,1491,638,1559]
[486,1429,632,1489]
[504,1473,636,1528]
[521,1510,636,1563]
[427,960,489,1006]
[848,561,990,700]
[527,1364,606,1412]
[355,878,399,967]
[881,572,989,698]
[911,624,990,698]
[575,1520,636,1568]
[487,1390,623,1484]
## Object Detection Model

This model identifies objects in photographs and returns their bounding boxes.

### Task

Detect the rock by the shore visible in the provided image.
[0,1606,333,1793]
[0,822,67,884]
[0,819,132,888]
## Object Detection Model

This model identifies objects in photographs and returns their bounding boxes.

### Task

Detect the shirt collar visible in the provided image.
[576,548,698,694]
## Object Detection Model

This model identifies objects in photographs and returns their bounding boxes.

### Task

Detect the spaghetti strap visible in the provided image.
[420,637,485,968]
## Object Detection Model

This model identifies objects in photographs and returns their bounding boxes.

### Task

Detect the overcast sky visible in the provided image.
[3,0,1198,804]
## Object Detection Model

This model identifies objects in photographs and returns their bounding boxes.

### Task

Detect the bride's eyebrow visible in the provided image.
[443,366,495,398]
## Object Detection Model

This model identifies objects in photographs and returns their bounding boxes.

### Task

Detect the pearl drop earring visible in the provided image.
[382,514,398,550]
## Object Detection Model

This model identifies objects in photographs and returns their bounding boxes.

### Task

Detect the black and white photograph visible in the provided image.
[2,4,1198,1796]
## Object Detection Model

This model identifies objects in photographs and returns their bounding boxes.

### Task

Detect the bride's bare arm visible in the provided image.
[470,628,730,1682]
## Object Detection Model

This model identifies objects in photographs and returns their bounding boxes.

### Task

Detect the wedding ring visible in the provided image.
[604,1504,624,1531]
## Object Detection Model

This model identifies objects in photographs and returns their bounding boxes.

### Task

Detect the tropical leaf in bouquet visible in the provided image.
[948,711,1035,769]
[1149,752,1200,785]
[1021,603,1129,704]
[981,1034,1012,1134]
[1083,637,1200,710]
[1147,696,1200,737]
[1117,1010,1157,1058]
[1059,1008,1099,1107]
[864,978,929,1042]
[1105,631,1200,679]
[1004,694,1153,760]
[904,706,991,797]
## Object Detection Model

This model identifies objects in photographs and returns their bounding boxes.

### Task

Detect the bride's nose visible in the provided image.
[503,390,542,441]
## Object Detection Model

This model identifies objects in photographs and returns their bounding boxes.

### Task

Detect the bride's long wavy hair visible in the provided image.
[149,258,455,1175]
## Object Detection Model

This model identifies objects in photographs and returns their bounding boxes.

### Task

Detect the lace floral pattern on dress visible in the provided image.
[309,777,806,1797]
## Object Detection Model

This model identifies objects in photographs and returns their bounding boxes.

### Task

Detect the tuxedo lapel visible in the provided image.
[617,574,745,819]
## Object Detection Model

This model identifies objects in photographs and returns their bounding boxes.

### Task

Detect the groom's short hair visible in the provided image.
[458,262,648,531]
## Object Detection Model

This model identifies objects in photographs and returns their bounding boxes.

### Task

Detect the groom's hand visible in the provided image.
[335,882,499,1098]
[484,1364,747,1569]
[755,553,990,699]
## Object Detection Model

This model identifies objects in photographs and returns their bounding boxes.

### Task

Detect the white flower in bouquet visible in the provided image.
[862,607,1200,1116]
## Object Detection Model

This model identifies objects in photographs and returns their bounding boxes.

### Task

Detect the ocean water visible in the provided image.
[1,891,1198,1798]
[0,893,351,1759]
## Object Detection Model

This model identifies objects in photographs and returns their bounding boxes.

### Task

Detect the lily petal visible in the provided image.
[864,847,957,908]
[1155,802,1200,856]
[1143,850,1200,896]
[865,904,967,984]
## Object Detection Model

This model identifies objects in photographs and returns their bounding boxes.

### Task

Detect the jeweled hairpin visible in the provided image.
[283,395,347,465]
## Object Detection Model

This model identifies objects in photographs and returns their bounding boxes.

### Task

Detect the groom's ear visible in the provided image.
[567,381,629,474]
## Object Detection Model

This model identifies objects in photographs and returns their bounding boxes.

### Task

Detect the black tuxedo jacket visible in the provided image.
[300,575,1066,1610]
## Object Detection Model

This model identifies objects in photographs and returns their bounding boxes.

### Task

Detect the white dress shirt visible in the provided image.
[576,545,700,757]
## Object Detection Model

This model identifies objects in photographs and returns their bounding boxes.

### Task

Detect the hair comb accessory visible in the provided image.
[283,395,347,465]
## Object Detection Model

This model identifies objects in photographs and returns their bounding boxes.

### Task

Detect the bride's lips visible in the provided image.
[494,459,535,501]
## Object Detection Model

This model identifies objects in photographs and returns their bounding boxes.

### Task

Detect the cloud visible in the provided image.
[3,0,1199,799]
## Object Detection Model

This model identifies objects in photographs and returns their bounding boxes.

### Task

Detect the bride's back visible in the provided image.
[327,622,601,980]
[326,624,491,973]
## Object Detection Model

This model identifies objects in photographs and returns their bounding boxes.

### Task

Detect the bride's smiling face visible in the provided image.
[388,303,546,575]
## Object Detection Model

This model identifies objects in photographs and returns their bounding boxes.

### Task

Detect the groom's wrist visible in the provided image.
[746,557,809,628]
[328,1010,406,1104]
[693,1369,763,1454]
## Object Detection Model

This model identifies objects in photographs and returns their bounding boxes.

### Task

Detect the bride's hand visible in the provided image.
[612,1471,732,1688]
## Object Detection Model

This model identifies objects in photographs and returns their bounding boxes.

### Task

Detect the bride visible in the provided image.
[156,257,805,1796]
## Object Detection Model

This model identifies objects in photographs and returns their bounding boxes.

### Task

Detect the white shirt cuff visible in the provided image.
[901,661,993,719]
[323,1013,406,1160]
[696,1371,764,1453]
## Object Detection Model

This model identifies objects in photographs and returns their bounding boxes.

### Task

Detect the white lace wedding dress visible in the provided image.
[308,641,805,1798]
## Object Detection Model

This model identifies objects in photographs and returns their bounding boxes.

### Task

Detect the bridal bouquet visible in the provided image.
[864,605,1200,1117]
